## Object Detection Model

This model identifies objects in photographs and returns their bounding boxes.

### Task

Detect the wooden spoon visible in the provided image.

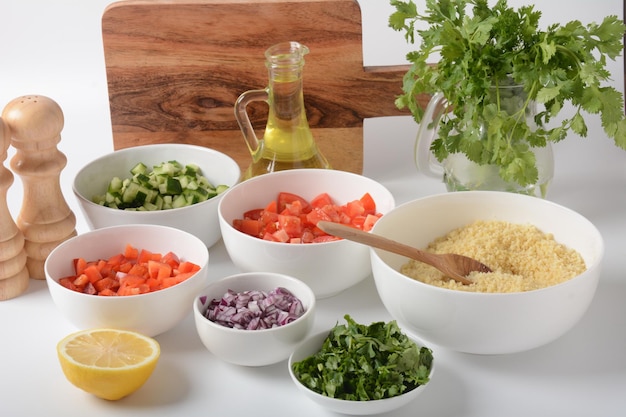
[316,221,491,285]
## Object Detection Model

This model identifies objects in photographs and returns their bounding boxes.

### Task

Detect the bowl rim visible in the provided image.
[193,271,317,334]
[45,223,209,299]
[370,190,605,297]
[72,143,241,215]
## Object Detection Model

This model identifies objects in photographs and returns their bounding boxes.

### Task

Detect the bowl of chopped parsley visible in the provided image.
[288,315,434,415]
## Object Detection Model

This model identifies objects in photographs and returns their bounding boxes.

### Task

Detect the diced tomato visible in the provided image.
[271,228,291,243]
[343,199,365,218]
[243,208,264,220]
[277,214,302,238]
[124,243,139,260]
[310,192,334,208]
[59,276,78,291]
[118,274,149,296]
[82,264,103,283]
[148,260,172,280]
[301,229,316,243]
[127,263,148,277]
[55,245,201,297]
[231,191,383,244]
[264,199,278,213]
[359,192,377,214]
[306,207,332,225]
[178,261,201,274]
[233,192,381,243]
[73,257,88,275]
[160,251,181,269]
[73,274,89,288]
[138,249,161,264]
[234,218,262,237]
[362,213,382,231]
[93,277,119,293]
[259,210,279,226]
[277,192,312,213]
[107,253,126,268]
[117,261,133,273]
[318,204,343,223]
[281,199,307,216]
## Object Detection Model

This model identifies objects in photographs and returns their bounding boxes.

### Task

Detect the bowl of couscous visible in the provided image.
[370,191,603,354]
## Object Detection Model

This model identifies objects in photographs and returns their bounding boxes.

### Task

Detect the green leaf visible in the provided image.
[569,112,588,137]
[390,0,626,187]
[612,119,626,149]
[536,86,560,103]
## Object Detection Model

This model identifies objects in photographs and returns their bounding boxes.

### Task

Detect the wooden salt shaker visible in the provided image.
[0,117,29,299]
[2,95,77,280]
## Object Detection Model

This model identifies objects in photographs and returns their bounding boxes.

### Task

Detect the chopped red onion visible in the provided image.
[204,287,305,330]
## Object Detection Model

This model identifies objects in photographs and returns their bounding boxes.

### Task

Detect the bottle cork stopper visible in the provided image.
[0,117,29,299]
[2,95,77,280]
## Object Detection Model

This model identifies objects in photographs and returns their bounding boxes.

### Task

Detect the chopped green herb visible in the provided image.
[291,315,433,401]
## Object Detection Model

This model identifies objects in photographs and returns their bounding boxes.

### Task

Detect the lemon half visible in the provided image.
[57,328,160,400]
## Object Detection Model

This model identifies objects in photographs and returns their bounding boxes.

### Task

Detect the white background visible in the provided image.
[1,1,625,417]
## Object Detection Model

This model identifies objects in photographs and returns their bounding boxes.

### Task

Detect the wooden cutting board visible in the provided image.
[102,0,422,173]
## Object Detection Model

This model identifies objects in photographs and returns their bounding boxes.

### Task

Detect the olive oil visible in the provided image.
[235,42,330,180]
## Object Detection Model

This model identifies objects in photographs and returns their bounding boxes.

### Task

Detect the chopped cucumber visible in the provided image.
[216,184,229,194]
[92,159,231,210]
[130,162,148,176]
[107,176,123,194]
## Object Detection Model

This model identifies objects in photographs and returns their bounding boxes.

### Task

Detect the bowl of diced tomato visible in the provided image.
[218,169,395,298]
[44,224,210,337]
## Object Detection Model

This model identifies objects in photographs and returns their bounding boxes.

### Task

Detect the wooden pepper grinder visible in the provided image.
[2,95,77,280]
[0,117,29,299]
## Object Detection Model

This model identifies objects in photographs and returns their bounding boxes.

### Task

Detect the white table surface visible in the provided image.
[1,1,625,416]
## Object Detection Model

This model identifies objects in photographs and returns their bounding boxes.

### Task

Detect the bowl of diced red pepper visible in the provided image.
[218,169,395,298]
[44,224,210,337]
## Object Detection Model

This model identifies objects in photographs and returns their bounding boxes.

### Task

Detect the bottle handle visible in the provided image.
[415,92,446,178]
[234,88,269,155]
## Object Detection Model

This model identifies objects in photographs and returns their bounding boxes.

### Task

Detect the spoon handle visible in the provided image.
[317,221,428,260]
[316,221,474,285]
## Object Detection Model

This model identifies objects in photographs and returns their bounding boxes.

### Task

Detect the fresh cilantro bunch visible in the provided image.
[389,0,626,186]
[291,315,433,401]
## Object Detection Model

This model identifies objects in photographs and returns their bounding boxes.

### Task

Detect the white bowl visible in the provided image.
[45,224,210,337]
[370,191,604,354]
[73,143,241,248]
[193,272,316,366]
[218,169,395,298]
[288,331,433,415]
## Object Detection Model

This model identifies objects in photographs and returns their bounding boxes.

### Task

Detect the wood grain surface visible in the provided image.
[102,0,425,173]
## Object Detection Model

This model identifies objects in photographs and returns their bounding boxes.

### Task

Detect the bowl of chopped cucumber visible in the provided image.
[73,143,241,248]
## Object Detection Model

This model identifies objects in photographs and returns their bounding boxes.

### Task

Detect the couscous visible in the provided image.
[400,220,586,293]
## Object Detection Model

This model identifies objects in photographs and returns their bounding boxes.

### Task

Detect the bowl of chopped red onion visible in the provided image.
[192,271,316,366]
